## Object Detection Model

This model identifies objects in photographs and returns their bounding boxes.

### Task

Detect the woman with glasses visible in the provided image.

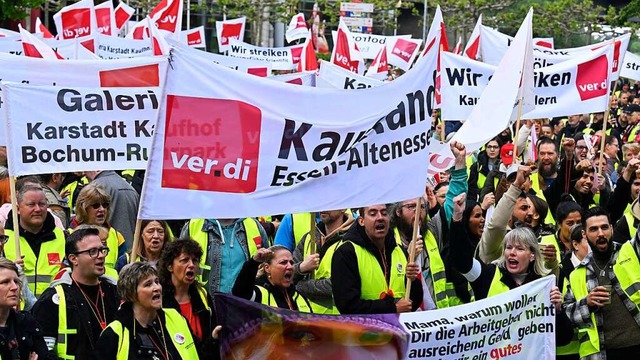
[468,137,503,202]
[70,183,126,272]
[115,220,172,272]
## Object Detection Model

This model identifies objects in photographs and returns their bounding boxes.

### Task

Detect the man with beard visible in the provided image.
[545,138,610,216]
[533,137,560,194]
[331,204,423,314]
[292,209,354,314]
[564,207,640,359]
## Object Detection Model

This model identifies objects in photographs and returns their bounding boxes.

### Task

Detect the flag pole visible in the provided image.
[512,97,524,165]
[309,212,316,280]
[404,197,422,300]
[597,38,617,177]
[129,219,142,264]
[8,177,21,260]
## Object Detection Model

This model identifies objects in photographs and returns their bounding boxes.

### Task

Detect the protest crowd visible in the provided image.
[2,1,640,360]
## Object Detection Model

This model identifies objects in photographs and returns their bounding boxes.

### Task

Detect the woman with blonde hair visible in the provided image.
[71,183,126,270]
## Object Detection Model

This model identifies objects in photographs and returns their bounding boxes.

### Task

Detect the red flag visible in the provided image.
[149,0,183,36]
[297,34,318,72]
[35,18,54,39]
[330,19,364,74]
[52,0,97,40]
[114,2,135,31]
[95,1,115,35]
[19,24,63,60]
[365,45,388,80]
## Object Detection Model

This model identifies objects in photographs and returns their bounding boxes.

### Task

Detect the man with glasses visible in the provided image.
[32,227,119,359]
[3,184,66,298]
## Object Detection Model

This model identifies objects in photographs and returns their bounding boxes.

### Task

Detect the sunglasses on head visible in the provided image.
[90,202,110,210]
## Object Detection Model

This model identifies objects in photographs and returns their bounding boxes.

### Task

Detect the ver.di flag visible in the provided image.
[216,17,246,53]
[53,0,98,40]
[286,13,309,43]
[138,42,439,220]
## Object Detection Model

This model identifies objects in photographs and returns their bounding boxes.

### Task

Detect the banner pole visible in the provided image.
[511,97,524,165]
[598,80,617,176]
[404,197,421,300]
[8,177,21,260]
[308,212,316,279]
[129,219,142,264]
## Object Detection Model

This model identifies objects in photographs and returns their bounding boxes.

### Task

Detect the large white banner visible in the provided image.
[3,84,163,175]
[95,34,154,59]
[621,52,640,81]
[441,45,612,120]
[228,39,303,71]
[482,30,630,79]
[316,61,383,89]
[0,38,25,55]
[139,44,439,219]
[0,54,168,146]
[400,276,555,359]
[168,40,272,77]
[331,31,412,59]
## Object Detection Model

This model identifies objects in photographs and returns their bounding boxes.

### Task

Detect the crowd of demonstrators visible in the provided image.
[1,82,640,359]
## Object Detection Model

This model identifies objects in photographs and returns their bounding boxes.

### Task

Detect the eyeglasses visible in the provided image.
[74,247,109,258]
[576,145,588,151]
[401,203,426,212]
[486,145,500,150]
[0,235,8,245]
[90,202,110,210]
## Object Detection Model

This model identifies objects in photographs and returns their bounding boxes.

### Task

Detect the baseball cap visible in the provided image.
[501,143,515,166]
[624,104,640,114]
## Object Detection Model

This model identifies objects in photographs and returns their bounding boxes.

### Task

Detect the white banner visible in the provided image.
[0,54,168,146]
[168,39,272,77]
[3,84,164,175]
[331,31,412,59]
[621,51,640,81]
[138,43,439,219]
[0,37,25,55]
[316,61,383,89]
[95,34,154,59]
[441,45,612,120]
[400,276,555,360]
[43,37,101,60]
[482,28,630,78]
[270,71,316,86]
[228,39,303,71]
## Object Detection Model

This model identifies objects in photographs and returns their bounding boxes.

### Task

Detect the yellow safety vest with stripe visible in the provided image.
[627,124,640,143]
[257,286,312,313]
[352,242,407,300]
[292,212,313,248]
[539,233,562,264]
[393,228,460,308]
[569,241,640,358]
[530,172,556,226]
[67,226,121,270]
[624,211,638,240]
[196,287,211,312]
[53,285,77,360]
[557,269,580,356]
[302,235,342,314]
[4,228,66,297]
[188,218,262,286]
[105,308,198,360]
[60,177,89,214]
[486,266,511,298]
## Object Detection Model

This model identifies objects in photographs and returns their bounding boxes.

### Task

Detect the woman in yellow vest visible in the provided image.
[159,239,220,356]
[115,220,173,272]
[70,183,126,271]
[468,137,503,201]
[94,262,201,360]
[450,194,575,346]
[232,246,312,312]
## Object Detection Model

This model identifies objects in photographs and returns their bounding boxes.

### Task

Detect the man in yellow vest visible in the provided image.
[292,209,354,314]
[564,207,640,359]
[331,204,422,314]
[31,227,119,359]
[181,217,268,295]
[4,184,66,298]
[622,104,640,144]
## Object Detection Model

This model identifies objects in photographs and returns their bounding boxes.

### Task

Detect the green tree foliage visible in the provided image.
[1,0,46,23]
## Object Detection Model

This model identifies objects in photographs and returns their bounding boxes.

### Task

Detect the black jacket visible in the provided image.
[161,284,219,359]
[31,275,119,360]
[0,310,51,360]
[232,259,312,311]
[330,222,423,314]
[468,151,500,202]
